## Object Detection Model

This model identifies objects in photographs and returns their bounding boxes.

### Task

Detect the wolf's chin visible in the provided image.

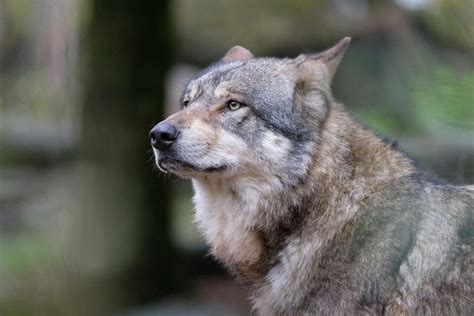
[158,157,226,176]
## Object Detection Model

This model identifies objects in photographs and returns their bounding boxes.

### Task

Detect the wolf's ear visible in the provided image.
[298,37,351,84]
[223,45,254,63]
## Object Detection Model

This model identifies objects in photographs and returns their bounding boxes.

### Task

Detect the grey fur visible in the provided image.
[151,37,473,315]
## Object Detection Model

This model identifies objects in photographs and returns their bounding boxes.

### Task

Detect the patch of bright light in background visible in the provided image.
[394,0,433,11]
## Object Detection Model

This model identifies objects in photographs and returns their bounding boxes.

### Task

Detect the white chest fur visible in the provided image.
[192,178,264,266]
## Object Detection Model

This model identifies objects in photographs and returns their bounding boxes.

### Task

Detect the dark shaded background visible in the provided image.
[0,0,472,315]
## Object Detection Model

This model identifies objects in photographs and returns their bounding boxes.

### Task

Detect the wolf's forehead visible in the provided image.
[187,62,244,94]
[185,80,230,101]
[186,58,289,97]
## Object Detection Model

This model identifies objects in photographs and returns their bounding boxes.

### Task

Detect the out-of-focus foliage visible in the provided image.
[417,0,474,52]
[414,66,474,133]
[174,0,371,61]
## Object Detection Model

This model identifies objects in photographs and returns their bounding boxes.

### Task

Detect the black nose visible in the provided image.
[149,122,179,150]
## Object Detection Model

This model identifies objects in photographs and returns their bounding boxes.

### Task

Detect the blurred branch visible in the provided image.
[83,0,180,306]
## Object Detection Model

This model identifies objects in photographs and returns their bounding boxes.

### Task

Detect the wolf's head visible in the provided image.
[150,38,350,183]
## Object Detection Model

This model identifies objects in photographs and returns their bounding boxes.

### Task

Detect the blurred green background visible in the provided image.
[0,0,472,315]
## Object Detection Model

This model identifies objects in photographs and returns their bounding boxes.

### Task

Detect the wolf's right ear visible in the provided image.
[297,37,351,85]
[222,45,254,63]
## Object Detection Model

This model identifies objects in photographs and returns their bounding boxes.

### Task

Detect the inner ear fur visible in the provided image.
[223,45,254,62]
[297,37,351,85]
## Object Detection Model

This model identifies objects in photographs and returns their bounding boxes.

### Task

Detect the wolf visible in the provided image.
[149,37,473,315]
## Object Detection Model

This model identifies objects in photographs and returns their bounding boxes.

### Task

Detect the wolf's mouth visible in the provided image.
[158,157,226,174]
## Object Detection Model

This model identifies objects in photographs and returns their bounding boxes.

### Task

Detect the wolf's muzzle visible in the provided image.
[149,122,179,150]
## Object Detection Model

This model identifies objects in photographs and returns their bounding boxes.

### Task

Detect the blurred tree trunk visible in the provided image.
[83,0,178,305]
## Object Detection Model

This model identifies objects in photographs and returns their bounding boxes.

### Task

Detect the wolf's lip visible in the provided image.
[158,157,183,172]
[157,159,170,172]
[158,157,226,173]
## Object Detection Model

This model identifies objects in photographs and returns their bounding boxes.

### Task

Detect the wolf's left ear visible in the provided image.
[298,37,351,84]
[223,45,254,63]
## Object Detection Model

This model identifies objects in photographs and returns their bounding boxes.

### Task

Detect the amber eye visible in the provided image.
[227,100,243,111]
